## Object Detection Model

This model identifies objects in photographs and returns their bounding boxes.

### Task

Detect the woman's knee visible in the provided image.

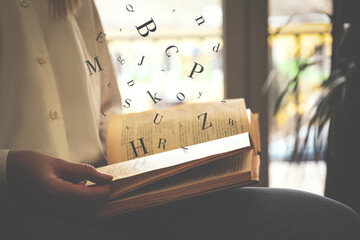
[214,187,360,239]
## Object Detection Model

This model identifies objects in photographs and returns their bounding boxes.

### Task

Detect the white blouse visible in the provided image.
[0,0,122,190]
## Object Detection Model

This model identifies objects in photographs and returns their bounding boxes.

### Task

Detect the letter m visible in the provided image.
[85,56,104,75]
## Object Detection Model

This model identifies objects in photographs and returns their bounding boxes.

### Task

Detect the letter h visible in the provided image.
[129,138,148,158]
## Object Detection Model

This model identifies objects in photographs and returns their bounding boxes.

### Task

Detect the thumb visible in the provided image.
[58,161,113,184]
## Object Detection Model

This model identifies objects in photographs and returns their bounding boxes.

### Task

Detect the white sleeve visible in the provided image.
[91,1,122,157]
[0,149,9,190]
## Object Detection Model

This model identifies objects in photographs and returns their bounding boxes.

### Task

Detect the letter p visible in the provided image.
[188,62,204,79]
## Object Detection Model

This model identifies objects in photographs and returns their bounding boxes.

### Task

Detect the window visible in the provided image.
[268,0,332,195]
[95,0,223,113]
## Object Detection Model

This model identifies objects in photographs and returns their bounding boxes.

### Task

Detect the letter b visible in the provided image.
[135,18,157,37]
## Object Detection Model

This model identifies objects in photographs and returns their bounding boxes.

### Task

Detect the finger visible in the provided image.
[52,178,111,205]
[23,182,110,220]
[57,160,113,184]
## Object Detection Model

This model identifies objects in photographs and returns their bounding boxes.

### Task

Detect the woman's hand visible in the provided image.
[6,150,112,219]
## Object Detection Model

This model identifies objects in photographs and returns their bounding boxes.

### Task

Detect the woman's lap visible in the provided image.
[100,187,360,240]
[5,187,360,240]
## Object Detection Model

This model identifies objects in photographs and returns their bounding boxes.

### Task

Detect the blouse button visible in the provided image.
[49,110,58,119]
[36,55,46,64]
[19,0,28,8]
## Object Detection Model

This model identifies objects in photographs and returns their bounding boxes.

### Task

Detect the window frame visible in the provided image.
[223,0,269,186]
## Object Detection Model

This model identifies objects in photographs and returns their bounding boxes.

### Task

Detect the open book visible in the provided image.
[88,99,261,218]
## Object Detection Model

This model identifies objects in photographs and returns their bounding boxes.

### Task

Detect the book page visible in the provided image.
[127,150,254,196]
[87,133,250,186]
[251,113,261,153]
[108,150,253,203]
[107,99,250,164]
[93,150,259,218]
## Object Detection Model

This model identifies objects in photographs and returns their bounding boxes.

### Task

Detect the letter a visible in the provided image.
[195,16,205,26]
[197,112,212,130]
[85,56,103,75]
[154,113,164,125]
[135,18,157,37]
[188,62,204,79]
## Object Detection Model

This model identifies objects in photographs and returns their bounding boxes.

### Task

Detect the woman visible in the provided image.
[0,0,119,238]
[0,1,359,239]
